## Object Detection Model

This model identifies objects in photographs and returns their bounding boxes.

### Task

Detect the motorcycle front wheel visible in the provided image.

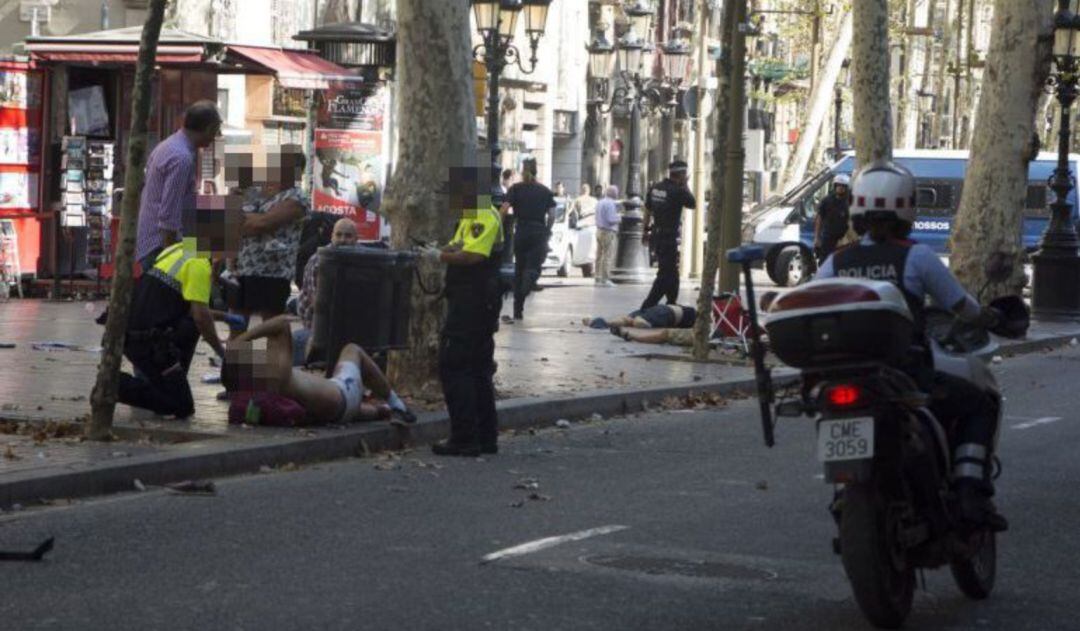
[840,482,915,629]
[950,529,996,599]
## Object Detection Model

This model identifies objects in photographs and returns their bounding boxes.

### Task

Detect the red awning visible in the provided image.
[29,51,204,65]
[227,46,361,90]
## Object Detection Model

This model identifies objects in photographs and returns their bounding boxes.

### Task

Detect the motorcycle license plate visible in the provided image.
[817,418,874,462]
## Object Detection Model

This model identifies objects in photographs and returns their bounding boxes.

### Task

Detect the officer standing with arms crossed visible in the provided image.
[641,160,696,310]
[501,158,556,323]
[423,168,505,457]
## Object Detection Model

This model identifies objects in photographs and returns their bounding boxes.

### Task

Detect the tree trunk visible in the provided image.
[950,0,1054,297]
[715,0,749,296]
[783,13,854,192]
[384,0,477,395]
[852,0,894,166]
[899,0,930,149]
[322,0,356,24]
[87,0,168,441]
[930,0,955,148]
[691,0,738,360]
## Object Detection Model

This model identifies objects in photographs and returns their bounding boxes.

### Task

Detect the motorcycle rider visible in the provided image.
[816,160,1007,532]
[814,173,853,264]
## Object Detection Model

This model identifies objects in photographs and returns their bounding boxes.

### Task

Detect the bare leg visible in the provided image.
[622,328,671,344]
[335,343,414,424]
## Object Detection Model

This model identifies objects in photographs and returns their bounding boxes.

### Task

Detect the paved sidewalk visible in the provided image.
[1,273,1078,504]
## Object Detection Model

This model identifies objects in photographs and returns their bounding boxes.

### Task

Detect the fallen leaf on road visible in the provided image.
[3,445,19,460]
[281,462,298,472]
[755,481,769,491]
[527,492,552,502]
[509,499,525,508]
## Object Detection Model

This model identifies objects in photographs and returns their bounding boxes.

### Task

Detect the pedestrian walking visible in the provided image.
[640,160,696,310]
[422,168,504,457]
[134,100,221,272]
[594,185,621,286]
[814,173,852,264]
[231,144,311,321]
[501,158,556,323]
[569,183,597,229]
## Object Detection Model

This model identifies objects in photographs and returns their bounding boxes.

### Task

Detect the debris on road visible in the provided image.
[513,478,540,491]
[0,537,54,562]
[133,479,147,492]
[755,480,769,491]
[555,419,571,429]
[165,480,217,496]
[527,492,552,502]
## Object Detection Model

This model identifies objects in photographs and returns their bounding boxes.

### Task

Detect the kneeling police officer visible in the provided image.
[118,204,234,418]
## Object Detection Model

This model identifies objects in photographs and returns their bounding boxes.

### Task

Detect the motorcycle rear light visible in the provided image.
[826,384,862,407]
[771,284,881,312]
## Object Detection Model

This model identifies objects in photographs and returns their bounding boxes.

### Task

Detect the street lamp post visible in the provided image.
[1032,0,1080,319]
[588,0,691,283]
[832,58,849,159]
[471,0,551,208]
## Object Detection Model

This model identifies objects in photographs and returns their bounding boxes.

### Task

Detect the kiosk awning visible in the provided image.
[226,46,361,89]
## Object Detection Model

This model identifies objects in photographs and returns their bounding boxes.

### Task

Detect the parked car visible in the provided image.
[746,149,1080,286]
[542,200,596,277]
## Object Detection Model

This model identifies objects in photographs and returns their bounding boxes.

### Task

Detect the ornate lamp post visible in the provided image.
[588,0,691,283]
[833,58,849,158]
[1033,0,1080,319]
[471,0,552,207]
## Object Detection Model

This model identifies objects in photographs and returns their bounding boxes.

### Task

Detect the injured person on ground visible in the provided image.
[582,304,698,345]
[221,315,416,426]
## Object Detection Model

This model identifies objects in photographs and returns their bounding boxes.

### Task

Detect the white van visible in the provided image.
[543,199,597,277]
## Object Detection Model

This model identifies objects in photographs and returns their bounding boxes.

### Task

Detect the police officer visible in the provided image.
[118,204,234,418]
[424,168,505,457]
[501,158,556,323]
[814,173,852,264]
[641,160,696,310]
[817,160,1006,531]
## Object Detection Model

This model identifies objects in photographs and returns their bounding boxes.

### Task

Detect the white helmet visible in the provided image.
[850,160,917,224]
[833,173,851,187]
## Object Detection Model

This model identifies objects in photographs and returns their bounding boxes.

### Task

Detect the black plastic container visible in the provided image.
[309,244,417,372]
[766,308,915,368]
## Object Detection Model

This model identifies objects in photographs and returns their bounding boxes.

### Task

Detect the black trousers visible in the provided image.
[440,281,502,446]
[929,371,999,488]
[117,318,199,418]
[641,235,680,310]
[513,224,549,318]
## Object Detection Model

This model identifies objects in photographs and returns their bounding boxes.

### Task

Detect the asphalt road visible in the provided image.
[1,345,1078,630]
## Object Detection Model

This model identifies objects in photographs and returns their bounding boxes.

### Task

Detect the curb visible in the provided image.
[3,330,1074,510]
[0,372,798,510]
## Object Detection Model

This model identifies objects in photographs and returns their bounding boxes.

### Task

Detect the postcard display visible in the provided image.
[61,136,115,267]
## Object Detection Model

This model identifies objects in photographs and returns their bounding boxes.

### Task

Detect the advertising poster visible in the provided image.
[313,81,388,239]
[0,63,43,275]
[313,129,384,240]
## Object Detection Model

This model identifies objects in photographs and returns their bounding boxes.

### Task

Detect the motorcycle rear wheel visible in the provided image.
[950,530,996,599]
[840,483,915,630]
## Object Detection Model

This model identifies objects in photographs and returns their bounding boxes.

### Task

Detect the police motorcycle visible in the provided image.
[727,246,1029,629]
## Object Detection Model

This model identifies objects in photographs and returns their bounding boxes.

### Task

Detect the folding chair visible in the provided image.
[710,292,751,355]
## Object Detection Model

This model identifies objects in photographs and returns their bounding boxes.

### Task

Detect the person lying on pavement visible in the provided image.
[221,315,415,426]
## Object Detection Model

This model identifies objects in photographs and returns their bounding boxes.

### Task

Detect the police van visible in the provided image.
[746,149,1080,286]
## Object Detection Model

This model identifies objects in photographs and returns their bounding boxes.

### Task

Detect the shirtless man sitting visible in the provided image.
[221,315,415,425]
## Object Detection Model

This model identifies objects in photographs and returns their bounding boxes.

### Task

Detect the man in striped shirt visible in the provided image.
[135,101,222,270]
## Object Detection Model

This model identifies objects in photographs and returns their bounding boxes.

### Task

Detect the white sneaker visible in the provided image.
[603,280,617,288]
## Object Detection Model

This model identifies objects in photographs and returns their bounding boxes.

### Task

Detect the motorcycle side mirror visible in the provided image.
[760,291,779,312]
[984,251,1014,284]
